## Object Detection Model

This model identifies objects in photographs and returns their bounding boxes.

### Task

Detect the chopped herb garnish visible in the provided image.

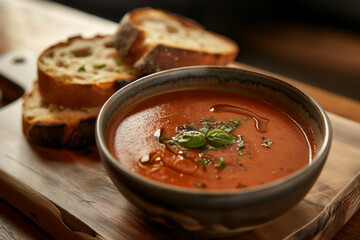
[93,64,106,69]
[198,117,249,134]
[230,119,250,125]
[115,69,122,73]
[195,158,209,167]
[262,137,273,148]
[237,135,244,156]
[199,118,219,125]
[206,129,237,146]
[214,157,226,168]
[161,136,172,141]
[126,69,135,74]
[116,59,123,66]
[160,135,188,151]
[173,131,206,148]
[199,124,212,134]
[203,145,218,150]
[172,144,188,151]
[159,113,178,119]
[178,123,195,132]
[200,144,218,156]
[78,65,86,72]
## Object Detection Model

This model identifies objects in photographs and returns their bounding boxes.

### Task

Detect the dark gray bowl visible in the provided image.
[96,66,332,237]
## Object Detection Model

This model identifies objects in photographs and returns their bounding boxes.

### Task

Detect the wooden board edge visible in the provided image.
[0,168,105,240]
[284,172,360,240]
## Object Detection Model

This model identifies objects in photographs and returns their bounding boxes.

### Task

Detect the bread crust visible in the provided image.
[112,13,142,56]
[111,8,239,74]
[22,83,101,149]
[37,69,119,108]
[134,43,238,74]
[37,35,139,108]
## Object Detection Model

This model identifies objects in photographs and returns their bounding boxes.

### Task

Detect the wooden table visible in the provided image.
[0,0,359,239]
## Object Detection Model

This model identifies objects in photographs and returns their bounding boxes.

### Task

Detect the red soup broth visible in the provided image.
[107,89,316,190]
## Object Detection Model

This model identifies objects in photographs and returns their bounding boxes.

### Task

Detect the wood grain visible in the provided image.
[0,198,53,240]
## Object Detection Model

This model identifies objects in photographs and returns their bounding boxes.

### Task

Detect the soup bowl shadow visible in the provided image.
[95,66,332,237]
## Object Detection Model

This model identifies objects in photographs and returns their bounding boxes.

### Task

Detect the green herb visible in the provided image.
[178,123,195,133]
[161,136,171,141]
[159,113,178,119]
[199,118,249,134]
[172,144,188,151]
[116,59,123,66]
[199,118,223,125]
[230,119,250,125]
[200,145,218,156]
[115,69,122,73]
[173,130,206,148]
[214,157,226,168]
[203,145,218,150]
[262,137,273,148]
[195,158,209,167]
[206,129,237,146]
[93,64,106,69]
[126,69,135,74]
[199,124,212,134]
[237,135,244,156]
[78,65,86,72]
[217,118,250,133]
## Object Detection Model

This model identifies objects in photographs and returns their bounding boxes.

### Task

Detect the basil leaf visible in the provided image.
[173,130,205,148]
[206,129,237,146]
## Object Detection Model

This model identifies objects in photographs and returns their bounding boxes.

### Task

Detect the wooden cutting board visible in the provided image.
[0,51,359,240]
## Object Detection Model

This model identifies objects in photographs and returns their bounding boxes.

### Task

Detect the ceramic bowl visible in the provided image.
[96,66,332,237]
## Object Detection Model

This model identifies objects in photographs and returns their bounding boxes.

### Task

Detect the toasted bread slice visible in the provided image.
[111,8,239,73]
[22,82,101,149]
[38,35,140,108]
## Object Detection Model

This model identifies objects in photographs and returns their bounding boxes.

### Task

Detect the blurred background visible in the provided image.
[48,0,360,101]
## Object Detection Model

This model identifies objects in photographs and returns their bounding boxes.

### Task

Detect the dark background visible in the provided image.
[48,0,360,100]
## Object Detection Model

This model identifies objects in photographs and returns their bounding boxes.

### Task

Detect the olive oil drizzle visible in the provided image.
[211,104,269,133]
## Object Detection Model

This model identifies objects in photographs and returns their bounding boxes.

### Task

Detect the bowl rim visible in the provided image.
[96,65,332,196]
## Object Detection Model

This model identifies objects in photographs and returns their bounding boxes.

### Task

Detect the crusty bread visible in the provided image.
[22,82,101,149]
[38,35,140,108]
[111,8,239,73]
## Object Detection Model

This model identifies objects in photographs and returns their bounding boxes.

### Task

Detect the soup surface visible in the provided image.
[107,89,315,190]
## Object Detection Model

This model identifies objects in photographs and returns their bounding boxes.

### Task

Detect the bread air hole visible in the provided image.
[45,51,54,59]
[56,60,66,67]
[104,41,113,48]
[166,25,179,33]
[71,47,92,57]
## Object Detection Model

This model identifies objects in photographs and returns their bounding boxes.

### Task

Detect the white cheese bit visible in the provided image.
[140,155,150,163]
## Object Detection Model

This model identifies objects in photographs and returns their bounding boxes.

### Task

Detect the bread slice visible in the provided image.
[38,35,140,108]
[111,8,239,73]
[22,82,101,149]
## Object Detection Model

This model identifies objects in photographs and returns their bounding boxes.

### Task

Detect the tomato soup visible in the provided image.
[107,89,316,190]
